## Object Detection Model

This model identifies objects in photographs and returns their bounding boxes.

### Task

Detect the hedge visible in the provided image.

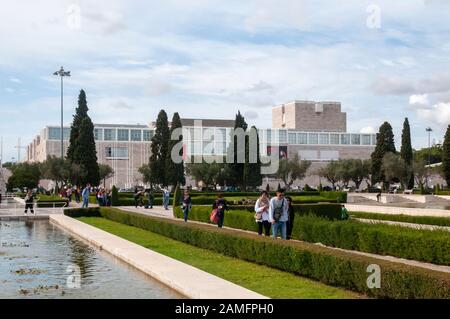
[350,211,450,227]
[65,207,450,299]
[173,206,450,265]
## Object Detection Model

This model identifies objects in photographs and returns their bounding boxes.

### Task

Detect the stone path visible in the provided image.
[120,206,450,274]
[353,217,450,232]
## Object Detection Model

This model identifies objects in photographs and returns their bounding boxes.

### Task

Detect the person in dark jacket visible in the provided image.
[181,189,192,222]
[286,196,295,240]
[212,194,228,228]
[24,190,35,215]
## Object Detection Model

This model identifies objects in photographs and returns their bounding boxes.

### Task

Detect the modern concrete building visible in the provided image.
[26,100,377,189]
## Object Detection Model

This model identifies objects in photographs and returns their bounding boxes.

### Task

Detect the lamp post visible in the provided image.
[426,127,433,166]
[53,67,71,158]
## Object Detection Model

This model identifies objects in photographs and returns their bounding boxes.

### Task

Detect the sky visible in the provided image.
[1,0,450,162]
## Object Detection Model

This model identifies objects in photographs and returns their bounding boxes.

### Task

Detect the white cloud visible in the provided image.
[409,94,430,106]
[9,78,22,83]
[360,126,376,134]
[417,102,450,127]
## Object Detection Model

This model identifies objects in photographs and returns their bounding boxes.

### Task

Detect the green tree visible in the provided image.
[73,117,100,186]
[317,161,340,190]
[166,112,185,187]
[382,152,411,188]
[138,164,154,188]
[226,111,248,189]
[346,159,370,190]
[276,154,311,190]
[371,121,396,186]
[67,90,89,161]
[150,110,170,186]
[40,155,86,190]
[443,125,450,187]
[111,185,119,206]
[99,164,114,188]
[245,126,262,190]
[413,157,428,189]
[7,163,41,191]
[400,118,414,189]
[186,162,225,189]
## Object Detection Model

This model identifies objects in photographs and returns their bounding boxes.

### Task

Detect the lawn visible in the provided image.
[78,216,362,299]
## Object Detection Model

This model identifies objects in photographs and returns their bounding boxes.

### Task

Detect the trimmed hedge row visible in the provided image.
[65,207,450,299]
[174,206,450,265]
[350,211,450,227]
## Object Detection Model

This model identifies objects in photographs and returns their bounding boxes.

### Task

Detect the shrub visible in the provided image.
[67,207,450,299]
[173,206,450,265]
[111,186,119,207]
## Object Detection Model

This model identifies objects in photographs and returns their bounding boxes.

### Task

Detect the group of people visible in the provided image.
[133,187,171,210]
[254,189,295,240]
[179,188,294,240]
[96,188,113,207]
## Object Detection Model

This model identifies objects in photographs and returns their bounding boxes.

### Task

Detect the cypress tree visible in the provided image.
[67,90,88,161]
[371,121,396,185]
[226,111,248,189]
[443,125,450,188]
[245,126,262,190]
[166,112,185,187]
[150,110,170,186]
[400,118,414,189]
[73,117,100,186]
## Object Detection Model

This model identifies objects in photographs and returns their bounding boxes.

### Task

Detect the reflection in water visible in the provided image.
[0,220,183,299]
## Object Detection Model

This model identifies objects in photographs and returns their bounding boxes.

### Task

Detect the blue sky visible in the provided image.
[1,0,450,161]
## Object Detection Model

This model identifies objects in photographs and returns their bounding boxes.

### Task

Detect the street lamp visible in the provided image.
[426,127,433,166]
[53,66,71,158]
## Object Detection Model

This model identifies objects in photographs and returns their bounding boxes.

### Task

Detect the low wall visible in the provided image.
[49,214,267,300]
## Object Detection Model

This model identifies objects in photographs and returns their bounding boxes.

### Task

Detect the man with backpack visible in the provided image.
[269,188,289,240]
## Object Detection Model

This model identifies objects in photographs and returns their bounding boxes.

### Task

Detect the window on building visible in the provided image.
[203,141,214,155]
[341,134,350,145]
[351,134,361,145]
[190,141,202,155]
[330,134,340,145]
[105,147,128,158]
[94,128,103,141]
[372,134,377,145]
[362,134,371,145]
[308,133,318,145]
[104,129,116,141]
[130,130,142,141]
[319,134,329,145]
[288,133,297,144]
[279,130,287,143]
[266,130,272,143]
[143,130,153,141]
[215,141,227,155]
[117,129,129,141]
[48,127,70,141]
[297,133,307,144]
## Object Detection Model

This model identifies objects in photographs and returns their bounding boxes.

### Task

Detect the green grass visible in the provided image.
[78,216,362,299]
[350,211,450,227]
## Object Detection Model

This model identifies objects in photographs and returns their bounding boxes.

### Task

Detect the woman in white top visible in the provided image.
[254,191,271,236]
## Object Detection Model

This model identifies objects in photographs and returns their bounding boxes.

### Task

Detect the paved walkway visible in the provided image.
[345,203,450,217]
[353,217,450,232]
[119,206,450,274]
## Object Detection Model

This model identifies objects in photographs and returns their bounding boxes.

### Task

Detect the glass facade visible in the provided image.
[104,129,116,141]
[105,147,128,158]
[94,128,103,141]
[143,130,153,141]
[117,129,129,141]
[341,134,350,145]
[308,133,318,145]
[48,127,70,141]
[319,134,329,145]
[351,134,361,145]
[130,130,142,141]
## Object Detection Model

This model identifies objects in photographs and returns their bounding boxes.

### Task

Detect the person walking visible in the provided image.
[213,194,228,228]
[285,196,295,240]
[81,184,91,208]
[134,189,143,208]
[24,190,35,215]
[269,188,289,240]
[181,189,192,222]
[75,187,81,203]
[254,190,271,236]
[67,187,73,202]
[163,187,170,210]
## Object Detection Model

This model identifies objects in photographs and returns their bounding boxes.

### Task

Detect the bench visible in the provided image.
[403,189,413,195]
